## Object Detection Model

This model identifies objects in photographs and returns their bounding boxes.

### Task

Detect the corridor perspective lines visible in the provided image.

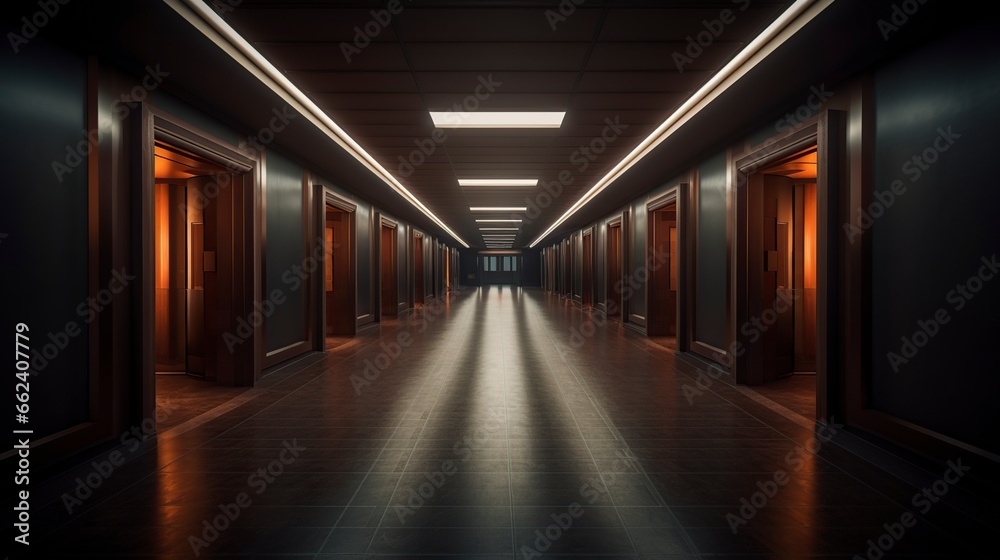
[24,287,992,559]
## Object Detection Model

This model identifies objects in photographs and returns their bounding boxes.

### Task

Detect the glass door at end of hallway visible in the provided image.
[480,255,521,285]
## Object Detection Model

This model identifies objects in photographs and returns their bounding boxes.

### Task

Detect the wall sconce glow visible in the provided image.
[459,179,538,187]
[431,112,565,129]
[471,207,527,212]
[475,219,522,223]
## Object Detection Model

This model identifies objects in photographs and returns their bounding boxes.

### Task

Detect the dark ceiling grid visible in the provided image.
[221,1,796,248]
[386,9,477,243]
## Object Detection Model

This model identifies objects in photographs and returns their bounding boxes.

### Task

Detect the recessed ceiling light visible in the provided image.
[471,207,527,212]
[430,112,565,129]
[459,179,538,188]
[476,219,522,223]
[480,227,519,231]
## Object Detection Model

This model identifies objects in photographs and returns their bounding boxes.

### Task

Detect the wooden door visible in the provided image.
[582,234,593,307]
[762,175,794,379]
[607,225,621,316]
[649,208,677,336]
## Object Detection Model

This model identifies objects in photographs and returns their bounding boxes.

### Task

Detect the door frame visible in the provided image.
[376,213,398,318]
[732,110,845,421]
[605,216,623,318]
[581,228,594,308]
[646,190,681,338]
[312,185,357,347]
[412,231,425,305]
[138,104,262,422]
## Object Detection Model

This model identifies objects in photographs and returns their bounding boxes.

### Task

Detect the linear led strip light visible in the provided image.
[165,0,470,249]
[530,0,831,248]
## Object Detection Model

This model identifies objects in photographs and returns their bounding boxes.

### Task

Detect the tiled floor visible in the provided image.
[744,374,816,420]
[156,375,253,431]
[22,286,995,558]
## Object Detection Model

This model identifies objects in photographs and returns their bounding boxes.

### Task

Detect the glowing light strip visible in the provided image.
[431,112,565,129]
[530,0,831,248]
[166,0,469,248]
[471,207,527,212]
[460,179,538,187]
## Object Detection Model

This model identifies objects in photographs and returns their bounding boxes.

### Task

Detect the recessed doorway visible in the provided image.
[379,217,398,317]
[606,221,623,318]
[647,200,679,348]
[733,110,845,425]
[582,230,594,308]
[153,142,226,379]
[324,200,356,345]
[414,233,425,306]
[143,122,260,432]
[743,148,818,418]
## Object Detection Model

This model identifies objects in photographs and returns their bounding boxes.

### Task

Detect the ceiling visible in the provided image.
[26,0,954,250]
[217,0,795,248]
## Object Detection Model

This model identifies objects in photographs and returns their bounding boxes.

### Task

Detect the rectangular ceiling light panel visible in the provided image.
[431,111,565,129]
[459,179,539,187]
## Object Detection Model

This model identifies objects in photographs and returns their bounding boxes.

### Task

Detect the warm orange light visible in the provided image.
[804,183,817,289]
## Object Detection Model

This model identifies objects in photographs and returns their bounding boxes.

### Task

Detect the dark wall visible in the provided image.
[1,40,90,439]
[521,249,542,286]
[869,26,1000,453]
[694,151,728,350]
[460,249,480,286]
[263,150,306,351]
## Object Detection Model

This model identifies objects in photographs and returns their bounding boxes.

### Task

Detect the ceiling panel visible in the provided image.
[218,0,796,248]
[406,42,590,71]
